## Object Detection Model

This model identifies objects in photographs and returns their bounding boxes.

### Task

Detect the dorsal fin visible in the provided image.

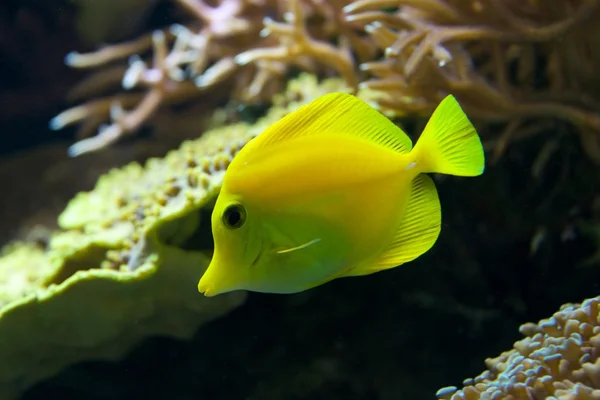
[249,92,413,154]
[341,174,441,277]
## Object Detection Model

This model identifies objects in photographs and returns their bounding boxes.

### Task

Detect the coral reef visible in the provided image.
[53,0,600,163]
[0,75,351,399]
[347,0,600,163]
[4,73,597,398]
[0,142,171,246]
[437,295,600,399]
[3,0,600,397]
[0,241,245,400]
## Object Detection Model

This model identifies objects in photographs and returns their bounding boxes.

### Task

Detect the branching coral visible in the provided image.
[344,0,600,162]
[51,0,355,156]
[436,294,600,399]
[53,0,600,163]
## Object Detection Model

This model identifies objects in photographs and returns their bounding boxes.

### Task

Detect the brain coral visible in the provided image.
[437,295,600,400]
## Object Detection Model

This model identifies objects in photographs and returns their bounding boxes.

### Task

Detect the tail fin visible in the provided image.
[412,95,485,177]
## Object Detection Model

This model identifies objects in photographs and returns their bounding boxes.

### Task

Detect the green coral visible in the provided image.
[0,74,358,399]
[0,242,244,399]
[0,243,54,310]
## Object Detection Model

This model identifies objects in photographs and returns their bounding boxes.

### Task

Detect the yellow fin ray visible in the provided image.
[249,92,413,154]
[413,95,485,177]
[341,174,441,277]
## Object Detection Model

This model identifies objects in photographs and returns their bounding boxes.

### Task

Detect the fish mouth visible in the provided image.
[198,276,231,297]
[198,258,244,297]
[198,239,262,297]
[200,289,216,297]
[198,259,227,297]
[197,275,215,297]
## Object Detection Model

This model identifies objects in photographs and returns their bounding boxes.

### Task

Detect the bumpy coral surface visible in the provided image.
[0,75,355,399]
[0,244,54,310]
[437,295,600,400]
[0,122,250,397]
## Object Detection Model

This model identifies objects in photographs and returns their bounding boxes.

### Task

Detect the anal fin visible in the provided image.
[342,174,441,277]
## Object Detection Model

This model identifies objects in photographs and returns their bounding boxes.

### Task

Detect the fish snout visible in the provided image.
[197,279,215,297]
[198,259,243,297]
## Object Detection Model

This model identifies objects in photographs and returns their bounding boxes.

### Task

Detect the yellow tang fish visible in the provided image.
[198,92,484,297]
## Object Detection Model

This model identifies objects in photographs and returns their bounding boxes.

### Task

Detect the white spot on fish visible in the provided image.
[276,238,321,254]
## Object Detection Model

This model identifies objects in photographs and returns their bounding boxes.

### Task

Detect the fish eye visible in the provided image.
[222,203,246,229]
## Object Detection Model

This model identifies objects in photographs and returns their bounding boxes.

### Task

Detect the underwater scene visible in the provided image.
[1,0,600,399]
